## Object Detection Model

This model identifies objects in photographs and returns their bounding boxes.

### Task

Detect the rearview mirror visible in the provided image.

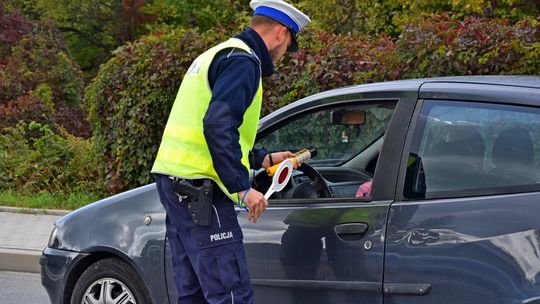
[331,110,366,125]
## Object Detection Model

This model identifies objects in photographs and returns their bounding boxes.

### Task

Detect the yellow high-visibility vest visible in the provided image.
[152,38,263,202]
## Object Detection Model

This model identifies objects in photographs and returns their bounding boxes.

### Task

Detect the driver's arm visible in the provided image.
[261,151,296,169]
[249,148,268,170]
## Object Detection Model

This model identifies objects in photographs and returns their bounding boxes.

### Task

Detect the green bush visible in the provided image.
[264,31,392,112]
[387,15,540,79]
[0,122,106,195]
[295,0,539,37]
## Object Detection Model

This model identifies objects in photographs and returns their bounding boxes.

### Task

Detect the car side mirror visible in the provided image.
[331,110,366,125]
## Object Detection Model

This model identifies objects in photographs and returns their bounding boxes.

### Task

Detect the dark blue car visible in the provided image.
[41,76,540,304]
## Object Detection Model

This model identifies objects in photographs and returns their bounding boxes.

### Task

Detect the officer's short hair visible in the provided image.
[250,15,283,29]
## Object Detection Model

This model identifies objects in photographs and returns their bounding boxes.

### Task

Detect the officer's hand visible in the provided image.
[238,188,268,223]
[262,151,296,169]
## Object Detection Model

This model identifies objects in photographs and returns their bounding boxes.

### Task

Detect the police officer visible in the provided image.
[151,1,310,303]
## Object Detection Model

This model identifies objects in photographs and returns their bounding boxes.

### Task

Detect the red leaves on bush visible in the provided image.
[0,6,88,137]
[0,5,32,55]
[0,95,48,127]
[396,15,538,77]
[120,0,156,42]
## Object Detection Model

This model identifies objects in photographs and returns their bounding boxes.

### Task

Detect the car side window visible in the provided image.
[254,101,396,200]
[405,100,540,199]
[256,102,395,167]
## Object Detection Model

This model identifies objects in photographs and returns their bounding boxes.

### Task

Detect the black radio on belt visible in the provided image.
[174,179,213,226]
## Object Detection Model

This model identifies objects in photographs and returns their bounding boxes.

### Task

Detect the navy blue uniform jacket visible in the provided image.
[202,27,275,194]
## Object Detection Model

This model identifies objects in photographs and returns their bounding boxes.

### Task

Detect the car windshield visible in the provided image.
[256,103,395,166]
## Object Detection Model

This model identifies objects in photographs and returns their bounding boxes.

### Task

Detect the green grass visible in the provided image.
[0,190,104,210]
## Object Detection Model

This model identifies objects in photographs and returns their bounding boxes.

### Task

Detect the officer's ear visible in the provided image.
[272,25,288,46]
[279,25,289,42]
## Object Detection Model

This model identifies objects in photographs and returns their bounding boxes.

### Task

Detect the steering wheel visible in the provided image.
[253,163,333,199]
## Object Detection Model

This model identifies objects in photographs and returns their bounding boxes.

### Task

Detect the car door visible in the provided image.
[243,89,417,304]
[385,83,540,303]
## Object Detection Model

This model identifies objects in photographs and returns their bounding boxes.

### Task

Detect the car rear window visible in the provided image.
[405,100,540,199]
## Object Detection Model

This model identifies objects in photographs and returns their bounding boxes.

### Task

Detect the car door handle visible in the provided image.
[334,223,369,241]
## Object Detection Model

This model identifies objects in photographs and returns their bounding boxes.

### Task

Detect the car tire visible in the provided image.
[70,257,152,304]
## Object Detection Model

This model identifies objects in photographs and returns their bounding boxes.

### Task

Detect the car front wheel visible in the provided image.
[71,257,151,304]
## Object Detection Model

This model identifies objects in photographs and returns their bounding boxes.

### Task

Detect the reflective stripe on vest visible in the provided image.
[151,38,263,203]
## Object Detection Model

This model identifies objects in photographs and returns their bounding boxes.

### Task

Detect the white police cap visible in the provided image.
[250,0,311,51]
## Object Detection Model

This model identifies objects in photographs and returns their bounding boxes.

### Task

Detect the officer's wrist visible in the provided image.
[239,188,252,203]
[262,153,272,169]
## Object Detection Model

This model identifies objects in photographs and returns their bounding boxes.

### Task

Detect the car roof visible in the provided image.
[260,75,540,130]
[285,75,540,107]
[411,75,540,89]
[338,75,540,92]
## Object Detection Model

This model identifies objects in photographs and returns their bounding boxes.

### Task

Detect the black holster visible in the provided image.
[174,179,213,226]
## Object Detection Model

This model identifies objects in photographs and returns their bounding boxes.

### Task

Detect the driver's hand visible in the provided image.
[238,188,268,223]
[262,151,297,169]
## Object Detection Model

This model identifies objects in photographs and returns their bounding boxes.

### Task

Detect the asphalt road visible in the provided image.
[0,271,49,304]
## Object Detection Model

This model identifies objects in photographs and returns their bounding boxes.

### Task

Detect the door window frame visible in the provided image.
[253,94,417,204]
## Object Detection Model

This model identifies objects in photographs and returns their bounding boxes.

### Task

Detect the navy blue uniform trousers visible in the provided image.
[155,174,254,304]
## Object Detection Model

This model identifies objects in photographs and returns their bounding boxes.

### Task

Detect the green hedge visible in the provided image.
[0,122,105,194]
[389,15,540,78]
[295,0,539,37]
[0,5,100,199]
[87,15,540,193]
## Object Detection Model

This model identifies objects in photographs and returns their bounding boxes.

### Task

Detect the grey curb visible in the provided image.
[0,206,71,273]
[0,248,41,273]
[0,206,71,216]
